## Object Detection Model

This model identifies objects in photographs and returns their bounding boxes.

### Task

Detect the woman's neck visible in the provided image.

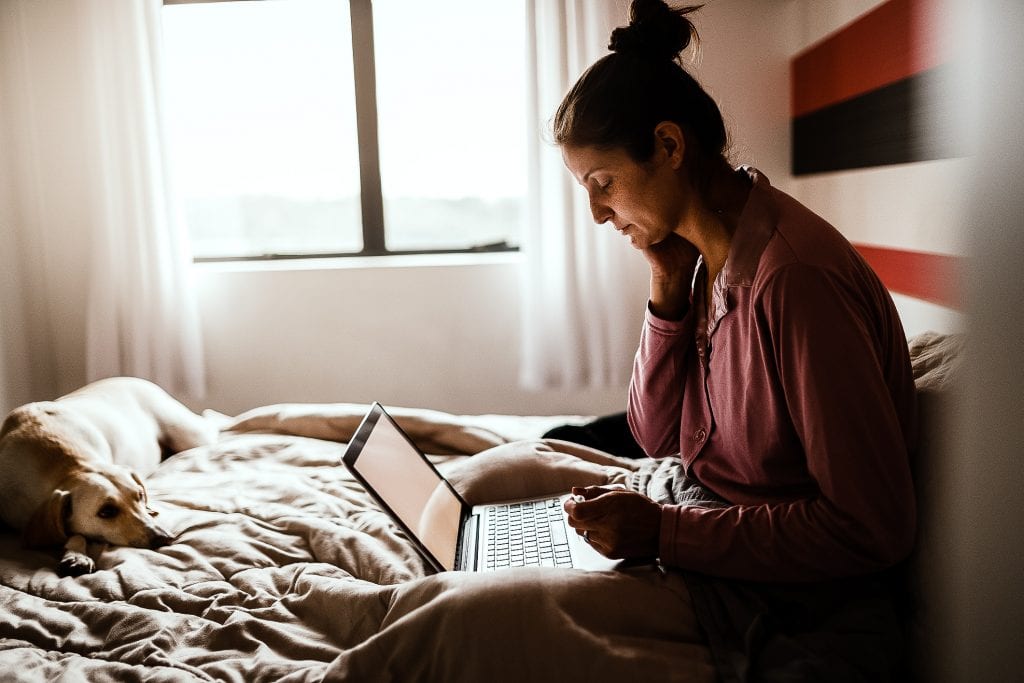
[676,164,750,278]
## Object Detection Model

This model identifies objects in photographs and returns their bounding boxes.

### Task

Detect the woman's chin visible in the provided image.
[628,234,650,249]
[615,225,650,249]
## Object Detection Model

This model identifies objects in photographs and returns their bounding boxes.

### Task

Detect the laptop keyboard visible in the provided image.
[484,498,574,570]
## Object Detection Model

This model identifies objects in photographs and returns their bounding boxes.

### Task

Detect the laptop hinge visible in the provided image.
[457,513,480,572]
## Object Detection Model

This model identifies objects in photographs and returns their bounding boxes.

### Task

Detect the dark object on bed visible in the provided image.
[542,412,648,459]
[684,569,907,683]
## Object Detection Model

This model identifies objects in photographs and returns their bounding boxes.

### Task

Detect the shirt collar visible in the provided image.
[723,166,779,288]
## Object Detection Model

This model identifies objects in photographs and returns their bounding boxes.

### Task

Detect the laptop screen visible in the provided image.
[344,405,463,570]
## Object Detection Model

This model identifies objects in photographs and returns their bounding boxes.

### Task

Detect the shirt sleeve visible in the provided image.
[659,263,917,581]
[627,303,697,458]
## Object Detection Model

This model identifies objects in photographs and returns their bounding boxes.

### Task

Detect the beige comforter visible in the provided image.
[0,406,714,682]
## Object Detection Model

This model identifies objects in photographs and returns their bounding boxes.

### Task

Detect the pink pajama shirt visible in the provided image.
[628,168,918,582]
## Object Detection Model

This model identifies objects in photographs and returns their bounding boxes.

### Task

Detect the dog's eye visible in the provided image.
[97,504,120,519]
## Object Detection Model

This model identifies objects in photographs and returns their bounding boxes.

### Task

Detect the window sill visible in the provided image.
[191,250,522,274]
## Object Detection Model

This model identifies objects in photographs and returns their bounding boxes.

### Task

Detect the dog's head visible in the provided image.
[24,467,173,550]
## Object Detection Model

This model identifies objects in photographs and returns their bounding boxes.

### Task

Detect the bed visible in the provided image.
[0,333,962,682]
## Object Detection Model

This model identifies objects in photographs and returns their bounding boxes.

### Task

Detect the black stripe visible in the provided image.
[792,66,966,176]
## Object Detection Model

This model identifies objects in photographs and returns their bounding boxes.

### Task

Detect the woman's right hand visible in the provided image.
[643,233,700,320]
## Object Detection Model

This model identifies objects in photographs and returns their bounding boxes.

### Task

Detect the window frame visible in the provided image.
[163,0,519,262]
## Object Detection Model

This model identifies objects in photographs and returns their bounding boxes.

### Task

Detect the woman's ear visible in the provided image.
[653,121,686,169]
[23,490,71,548]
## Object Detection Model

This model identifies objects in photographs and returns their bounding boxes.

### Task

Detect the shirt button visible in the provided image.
[693,428,707,442]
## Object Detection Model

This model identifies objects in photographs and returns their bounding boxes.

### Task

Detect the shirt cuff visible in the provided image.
[659,504,682,566]
[645,301,692,334]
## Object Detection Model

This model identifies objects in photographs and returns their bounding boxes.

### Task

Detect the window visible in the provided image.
[162,0,526,260]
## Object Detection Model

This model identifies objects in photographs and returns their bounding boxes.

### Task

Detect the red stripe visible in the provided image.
[854,243,964,309]
[791,0,945,118]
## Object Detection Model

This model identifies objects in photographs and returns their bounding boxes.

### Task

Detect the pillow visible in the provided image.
[908,330,965,391]
[221,402,508,455]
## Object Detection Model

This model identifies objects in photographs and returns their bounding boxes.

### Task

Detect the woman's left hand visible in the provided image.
[563,486,661,560]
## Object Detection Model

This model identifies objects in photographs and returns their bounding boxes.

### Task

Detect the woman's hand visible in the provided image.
[643,233,700,320]
[564,486,661,560]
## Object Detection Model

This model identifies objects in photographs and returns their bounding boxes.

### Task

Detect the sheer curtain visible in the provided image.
[0,0,204,400]
[80,0,205,396]
[520,0,648,391]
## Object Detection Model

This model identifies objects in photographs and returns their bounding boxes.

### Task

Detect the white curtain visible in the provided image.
[0,0,203,398]
[80,0,205,397]
[520,0,648,391]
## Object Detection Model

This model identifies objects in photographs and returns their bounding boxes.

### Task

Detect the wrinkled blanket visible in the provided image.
[0,408,715,683]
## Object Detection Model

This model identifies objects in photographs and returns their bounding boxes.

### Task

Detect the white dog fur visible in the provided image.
[0,377,217,576]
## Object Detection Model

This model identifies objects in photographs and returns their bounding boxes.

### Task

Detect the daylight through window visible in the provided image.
[162,0,526,260]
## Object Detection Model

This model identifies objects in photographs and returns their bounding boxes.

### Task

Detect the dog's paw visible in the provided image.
[58,553,95,577]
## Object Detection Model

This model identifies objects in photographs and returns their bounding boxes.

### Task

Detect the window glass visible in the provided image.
[162,0,526,258]
[371,0,527,251]
[163,0,362,258]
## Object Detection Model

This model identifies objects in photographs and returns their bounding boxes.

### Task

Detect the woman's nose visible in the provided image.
[589,197,612,225]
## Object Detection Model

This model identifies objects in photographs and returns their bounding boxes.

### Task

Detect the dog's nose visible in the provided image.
[150,531,175,549]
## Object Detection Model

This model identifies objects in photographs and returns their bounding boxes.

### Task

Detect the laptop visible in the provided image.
[342,402,622,573]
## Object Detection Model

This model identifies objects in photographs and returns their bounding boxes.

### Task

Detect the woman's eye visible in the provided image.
[98,505,120,519]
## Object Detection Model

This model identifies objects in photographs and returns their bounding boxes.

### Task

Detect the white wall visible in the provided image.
[696,0,792,182]
[0,20,13,412]
[0,60,14,413]
[194,254,635,416]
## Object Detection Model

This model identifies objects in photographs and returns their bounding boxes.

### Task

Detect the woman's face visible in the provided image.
[561,142,685,250]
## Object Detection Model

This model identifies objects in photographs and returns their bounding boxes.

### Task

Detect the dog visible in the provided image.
[0,377,217,576]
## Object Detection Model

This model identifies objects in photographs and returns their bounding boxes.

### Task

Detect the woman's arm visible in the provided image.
[659,263,917,581]
[643,232,700,320]
[627,309,694,458]
[627,235,701,458]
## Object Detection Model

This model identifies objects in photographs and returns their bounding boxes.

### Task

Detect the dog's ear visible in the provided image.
[130,471,147,503]
[130,472,158,516]
[23,490,71,548]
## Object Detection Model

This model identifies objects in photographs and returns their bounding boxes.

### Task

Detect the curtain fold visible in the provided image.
[79,0,205,397]
[1,0,204,401]
[520,0,647,391]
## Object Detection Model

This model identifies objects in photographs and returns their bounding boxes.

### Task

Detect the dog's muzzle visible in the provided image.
[150,533,174,549]
[148,525,175,549]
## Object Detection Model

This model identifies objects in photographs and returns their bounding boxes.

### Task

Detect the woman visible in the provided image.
[562,0,918,583]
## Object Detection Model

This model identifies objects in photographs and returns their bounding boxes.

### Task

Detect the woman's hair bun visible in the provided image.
[608,0,701,62]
